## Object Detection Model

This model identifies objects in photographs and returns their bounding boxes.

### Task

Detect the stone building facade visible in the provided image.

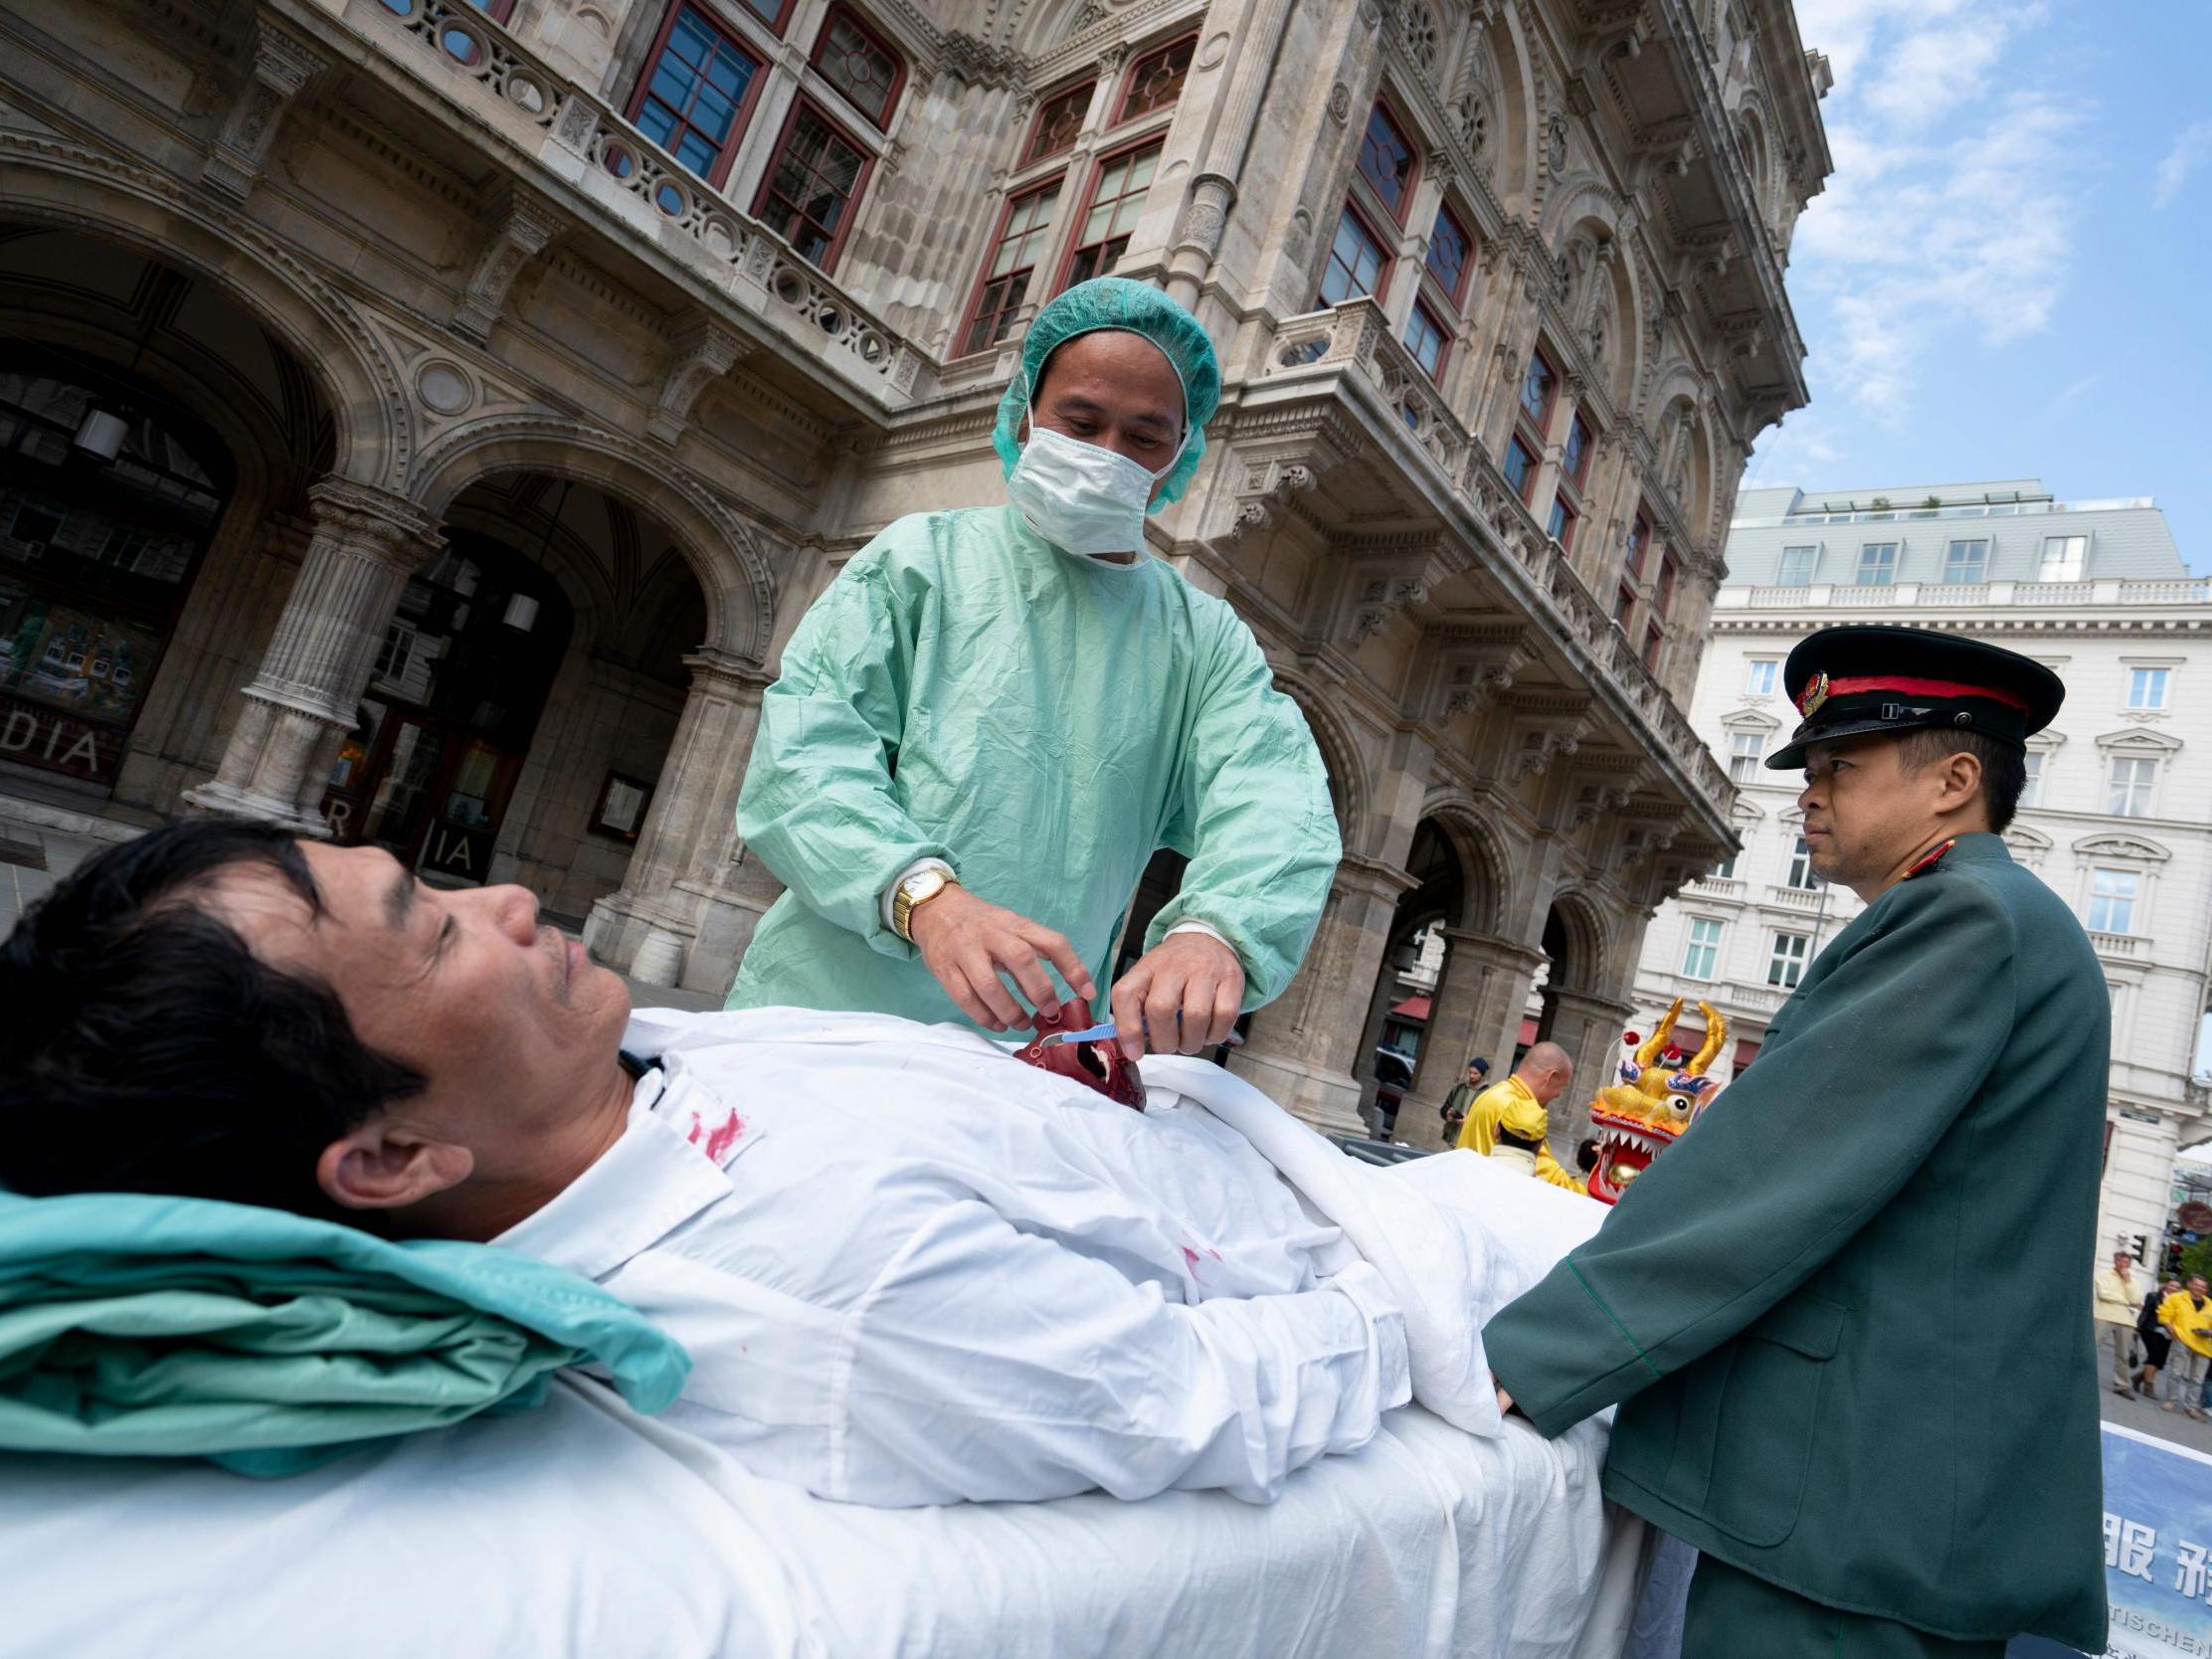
[0,0,1829,1133]
[1634,479,2212,1261]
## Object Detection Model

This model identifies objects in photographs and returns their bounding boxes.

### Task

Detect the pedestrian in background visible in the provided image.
[1439,1055,1489,1146]
[2133,1277,2178,1398]
[2093,1250,2142,1396]
[2156,1275,2212,1420]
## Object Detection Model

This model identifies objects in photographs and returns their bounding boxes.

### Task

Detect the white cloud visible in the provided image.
[1785,0,2084,423]
[2152,120,2212,209]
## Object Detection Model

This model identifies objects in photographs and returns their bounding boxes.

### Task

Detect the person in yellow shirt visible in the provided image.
[1485,1090,1587,1193]
[2156,1275,2212,1420]
[1455,1042,1573,1156]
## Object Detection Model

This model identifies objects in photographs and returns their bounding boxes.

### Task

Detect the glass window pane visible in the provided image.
[1118,35,1195,122]
[818,12,900,125]
[1357,103,1415,217]
[1778,545,1817,585]
[1024,82,1093,163]
[1520,353,1554,424]
[1426,210,1468,298]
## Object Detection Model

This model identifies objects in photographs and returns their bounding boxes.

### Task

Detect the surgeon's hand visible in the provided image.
[908,885,1095,1031]
[1110,933,1243,1060]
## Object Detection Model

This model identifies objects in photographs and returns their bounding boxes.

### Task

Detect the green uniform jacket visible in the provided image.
[728,507,1340,1029]
[1483,834,2107,1650]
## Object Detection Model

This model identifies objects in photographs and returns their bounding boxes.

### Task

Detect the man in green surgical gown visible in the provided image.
[726,279,1339,1057]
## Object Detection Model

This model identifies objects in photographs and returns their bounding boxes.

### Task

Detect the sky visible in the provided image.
[1743,0,2212,576]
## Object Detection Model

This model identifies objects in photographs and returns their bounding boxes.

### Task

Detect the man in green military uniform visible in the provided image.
[1484,626,2107,1657]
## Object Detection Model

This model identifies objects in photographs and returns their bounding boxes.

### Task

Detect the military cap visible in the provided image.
[1766,625,2064,771]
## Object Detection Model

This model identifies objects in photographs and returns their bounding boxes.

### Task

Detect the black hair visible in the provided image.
[1894,727,2026,833]
[1498,1126,1546,1152]
[0,820,426,1217]
[1575,1138,1600,1175]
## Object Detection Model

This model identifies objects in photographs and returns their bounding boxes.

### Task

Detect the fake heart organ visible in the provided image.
[1015,997,1146,1109]
[1584,998,1727,1204]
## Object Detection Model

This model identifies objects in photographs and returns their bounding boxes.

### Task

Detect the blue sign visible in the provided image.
[2098,1423,2212,1658]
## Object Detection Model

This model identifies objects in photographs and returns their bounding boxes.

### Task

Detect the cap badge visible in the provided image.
[1797,671,1830,717]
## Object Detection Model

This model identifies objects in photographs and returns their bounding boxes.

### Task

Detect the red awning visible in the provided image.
[1389,996,1432,1021]
[1518,1015,1540,1046]
[1734,1038,1760,1073]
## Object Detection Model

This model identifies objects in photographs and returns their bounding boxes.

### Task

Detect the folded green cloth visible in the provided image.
[0,1191,689,1476]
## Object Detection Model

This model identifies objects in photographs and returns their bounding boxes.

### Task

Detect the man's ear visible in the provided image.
[315,1122,473,1212]
[1935,748,1985,817]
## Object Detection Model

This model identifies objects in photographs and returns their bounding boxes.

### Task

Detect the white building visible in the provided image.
[1635,479,2212,1263]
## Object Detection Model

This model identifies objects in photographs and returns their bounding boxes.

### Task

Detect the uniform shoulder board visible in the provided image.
[1903,837,1957,880]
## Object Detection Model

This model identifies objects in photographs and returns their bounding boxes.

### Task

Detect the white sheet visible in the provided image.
[1143,1057,1608,1437]
[0,1382,1643,1659]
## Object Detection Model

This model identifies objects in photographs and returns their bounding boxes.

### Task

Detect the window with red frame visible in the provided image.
[755,100,870,270]
[1562,415,1592,486]
[1520,349,1557,427]
[736,0,793,28]
[1404,300,1449,381]
[1061,143,1160,290]
[1502,436,1538,501]
[1023,81,1093,164]
[1425,205,1472,303]
[1358,101,1417,221]
[467,0,516,22]
[1614,583,1636,627]
[1624,508,1650,578]
[962,181,1060,354]
[1546,495,1578,552]
[1117,35,1195,123]
[812,6,904,128]
[1317,202,1387,306]
[1643,625,1664,670]
[1656,553,1679,617]
[630,5,764,184]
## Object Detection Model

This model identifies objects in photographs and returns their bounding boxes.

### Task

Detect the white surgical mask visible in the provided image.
[1004,373,1188,559]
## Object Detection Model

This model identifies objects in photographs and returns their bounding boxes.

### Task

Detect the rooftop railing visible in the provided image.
[1718,579,2210,611]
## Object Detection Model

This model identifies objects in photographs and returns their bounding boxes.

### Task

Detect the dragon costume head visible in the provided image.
[1584,998,1727,1204]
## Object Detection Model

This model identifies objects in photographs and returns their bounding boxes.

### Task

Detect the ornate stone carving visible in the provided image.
[1328,82,1353,125]
[1177,173,1238,261]
[451,190,565,343]
[203,26,329,202]
[648,316,752,446]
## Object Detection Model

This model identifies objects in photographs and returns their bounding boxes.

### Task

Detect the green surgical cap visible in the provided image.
[992,277,1222,509]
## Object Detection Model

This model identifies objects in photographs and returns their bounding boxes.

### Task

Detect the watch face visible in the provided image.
[903,870,943,899]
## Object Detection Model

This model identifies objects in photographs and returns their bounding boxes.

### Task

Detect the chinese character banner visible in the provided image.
[2101,1424,2212,1659]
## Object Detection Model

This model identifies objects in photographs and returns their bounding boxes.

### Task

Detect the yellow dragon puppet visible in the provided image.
[1584,998,1728,1204]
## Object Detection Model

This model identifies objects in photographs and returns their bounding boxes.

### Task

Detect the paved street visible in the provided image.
[2099,1362,2212,1455]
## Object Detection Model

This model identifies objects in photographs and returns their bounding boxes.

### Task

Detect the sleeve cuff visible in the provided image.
[1330,1260,1413,1413]
[879,857,956,934]
[1164,919,1235,953]
[1482,1261,1663,1438]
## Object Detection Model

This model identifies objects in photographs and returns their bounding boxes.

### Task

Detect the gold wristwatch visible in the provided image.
[892,864,958,942]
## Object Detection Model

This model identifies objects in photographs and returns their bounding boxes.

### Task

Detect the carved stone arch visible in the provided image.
[0,131,409,490]
[1480,2,1543,217]
[1413,790,1514,935]
[1543,884,1612,995]
[411,418,779,665]
[1732,96,1775,229]
[1269,665,1369,848]
[440,486,623,648]
[1538,173,1627,245]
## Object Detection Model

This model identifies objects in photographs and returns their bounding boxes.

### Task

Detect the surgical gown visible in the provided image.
[727,505,1340,1029]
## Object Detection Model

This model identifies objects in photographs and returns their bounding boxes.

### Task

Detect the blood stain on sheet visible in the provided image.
[703,1112,746,1160]
[1180,1244,1203,1275]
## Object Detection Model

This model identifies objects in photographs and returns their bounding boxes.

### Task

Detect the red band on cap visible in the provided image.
[1823,674,2030,713]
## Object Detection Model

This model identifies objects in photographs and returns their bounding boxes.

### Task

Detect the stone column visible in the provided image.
[183,478,436,834]
[1398,929,1548,1151]
[1230,854,1415,1135]
[582,649,773,992]
[1543,987,1634,1167]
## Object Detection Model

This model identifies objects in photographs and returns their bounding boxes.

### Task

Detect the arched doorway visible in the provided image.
[0,225,339,816]
[321,472,709,927]
[322,529,576,882]
[1356,819,1472,1134]
[0,354,230,788]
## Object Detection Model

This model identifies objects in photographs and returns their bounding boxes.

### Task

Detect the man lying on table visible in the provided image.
[0,822,1548,1509]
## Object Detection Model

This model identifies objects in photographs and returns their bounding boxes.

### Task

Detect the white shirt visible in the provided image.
[495,1008,1409,1508]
